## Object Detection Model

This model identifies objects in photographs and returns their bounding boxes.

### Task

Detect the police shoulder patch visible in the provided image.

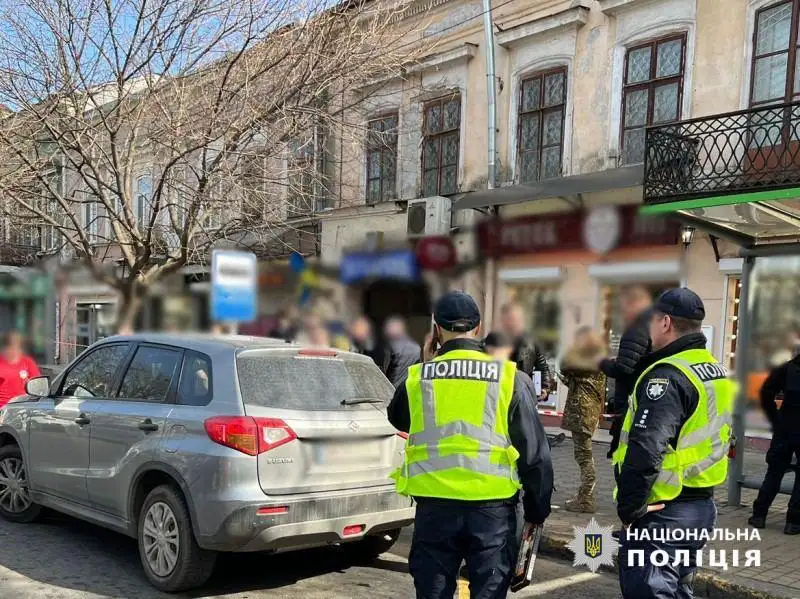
[645,378,670,401]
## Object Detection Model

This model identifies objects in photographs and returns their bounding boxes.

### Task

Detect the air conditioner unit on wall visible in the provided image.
[406,196,452,239]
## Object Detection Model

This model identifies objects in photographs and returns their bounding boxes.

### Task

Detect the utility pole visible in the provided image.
[481,0,498,328]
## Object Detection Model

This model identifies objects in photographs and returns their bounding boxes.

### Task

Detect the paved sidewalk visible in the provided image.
[544,433,798,599]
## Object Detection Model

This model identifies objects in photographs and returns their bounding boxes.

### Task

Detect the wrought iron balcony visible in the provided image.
[644,101,800,205]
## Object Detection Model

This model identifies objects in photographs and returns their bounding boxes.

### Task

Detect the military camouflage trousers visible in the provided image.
[572,431,596,499]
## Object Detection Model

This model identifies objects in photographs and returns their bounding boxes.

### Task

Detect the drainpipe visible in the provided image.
[481,0,498,328]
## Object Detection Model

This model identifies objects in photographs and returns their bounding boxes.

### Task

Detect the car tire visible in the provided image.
[349,528,402,561]
[137,484,216,593]
[0,444,41,523]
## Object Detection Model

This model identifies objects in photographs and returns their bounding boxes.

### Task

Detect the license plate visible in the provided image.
[314,441,381,465]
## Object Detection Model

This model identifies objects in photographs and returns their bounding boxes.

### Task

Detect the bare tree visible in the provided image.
[0,0,431,329]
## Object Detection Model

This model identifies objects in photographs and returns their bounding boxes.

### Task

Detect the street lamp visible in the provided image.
[681,225,696,248]
[680,226,695,287]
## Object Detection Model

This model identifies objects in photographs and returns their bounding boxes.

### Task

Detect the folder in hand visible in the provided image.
[510,522,543,593]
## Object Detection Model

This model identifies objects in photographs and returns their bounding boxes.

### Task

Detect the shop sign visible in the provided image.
[210,250,257,322]
[340,250,419,284]
[477,206,679,258]
[258,269,287,288]
[415,236,457,271]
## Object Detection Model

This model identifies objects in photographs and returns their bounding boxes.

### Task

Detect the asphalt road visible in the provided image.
[0,513,622,598]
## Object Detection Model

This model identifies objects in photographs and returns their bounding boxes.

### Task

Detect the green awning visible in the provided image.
[640,187,800,214]
[641,190,800,244]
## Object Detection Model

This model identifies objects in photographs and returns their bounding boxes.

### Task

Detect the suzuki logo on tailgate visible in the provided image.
[348,421,360,432]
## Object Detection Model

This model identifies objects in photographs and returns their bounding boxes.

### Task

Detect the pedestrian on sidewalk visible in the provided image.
[599,285,652,459]
[748,354,800,535]
[558,326,607,513]
[380,316,421,388]
[0,331,40,409]
[500,302,552,401]
[388,291,553,599]
[613,288,736,599]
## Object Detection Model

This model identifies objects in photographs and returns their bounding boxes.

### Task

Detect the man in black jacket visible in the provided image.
[601,285,652,458]
[388,292,553,598]
[380,316,421,388]
[500,302,552,400]
[749,355,800,535]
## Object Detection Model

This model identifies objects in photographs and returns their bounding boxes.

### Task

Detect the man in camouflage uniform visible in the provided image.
[558,327,607,513]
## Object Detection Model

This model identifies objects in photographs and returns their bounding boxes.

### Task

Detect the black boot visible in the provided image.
[784,522,800,535]
[748,515,766,529]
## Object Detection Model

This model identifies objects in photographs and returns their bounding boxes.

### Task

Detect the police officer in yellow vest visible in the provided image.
[388,291,554,599]
[614,288,736,599]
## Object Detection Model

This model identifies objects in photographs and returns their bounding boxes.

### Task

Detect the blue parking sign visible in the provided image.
[210,250,257,323]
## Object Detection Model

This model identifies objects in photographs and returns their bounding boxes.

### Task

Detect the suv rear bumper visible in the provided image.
[196,489,415,552]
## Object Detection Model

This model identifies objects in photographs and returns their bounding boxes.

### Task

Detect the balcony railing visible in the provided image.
[644,101,800,204]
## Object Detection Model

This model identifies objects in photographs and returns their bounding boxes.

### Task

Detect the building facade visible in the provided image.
[311,0,786,408]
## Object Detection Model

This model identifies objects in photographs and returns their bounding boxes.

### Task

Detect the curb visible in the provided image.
[537,533,790,599]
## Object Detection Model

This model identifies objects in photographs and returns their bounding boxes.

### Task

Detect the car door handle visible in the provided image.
[138,419,159,433]
[74,414,90,426]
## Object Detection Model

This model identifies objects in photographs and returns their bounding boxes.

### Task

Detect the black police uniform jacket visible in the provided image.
[615,332,714,525]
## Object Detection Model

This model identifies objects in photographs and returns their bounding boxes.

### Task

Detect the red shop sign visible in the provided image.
[415,236,457,271]
[477,205,679,258]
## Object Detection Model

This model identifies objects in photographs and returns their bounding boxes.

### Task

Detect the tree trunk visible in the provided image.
[117,285,144,334]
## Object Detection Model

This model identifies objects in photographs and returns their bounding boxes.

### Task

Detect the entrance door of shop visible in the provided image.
[362,280,431,344]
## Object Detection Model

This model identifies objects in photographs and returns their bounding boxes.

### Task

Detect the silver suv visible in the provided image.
[0,334,414,592]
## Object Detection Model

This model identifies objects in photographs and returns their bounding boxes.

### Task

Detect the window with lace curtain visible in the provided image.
[517,68,567,183]
[366,114,398,204]
[620,34,686,165]
[422,95,460,196]
[750,1,800,107]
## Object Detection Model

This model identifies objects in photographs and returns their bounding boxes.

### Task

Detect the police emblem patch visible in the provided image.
[646,378,670,401]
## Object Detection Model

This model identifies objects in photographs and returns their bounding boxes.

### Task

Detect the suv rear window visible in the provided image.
[236,353,394,410]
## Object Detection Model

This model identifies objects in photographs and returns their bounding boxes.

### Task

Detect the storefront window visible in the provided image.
[749,257,800,372]
[75,303,116,354]
[722,275,741,371]
[506,283,561,366]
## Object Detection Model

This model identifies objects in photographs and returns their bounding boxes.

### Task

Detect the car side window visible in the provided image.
[177,352,213,406]
[60,344,131,398]
[117,346,182,403]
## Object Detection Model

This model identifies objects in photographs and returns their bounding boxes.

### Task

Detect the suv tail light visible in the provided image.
[204,416,297,456]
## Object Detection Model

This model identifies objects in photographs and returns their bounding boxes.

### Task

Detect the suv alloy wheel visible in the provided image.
[0,445,41,523]
[137,484,216,592]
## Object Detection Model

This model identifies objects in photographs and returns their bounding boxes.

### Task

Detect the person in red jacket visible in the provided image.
[0,331,40,408]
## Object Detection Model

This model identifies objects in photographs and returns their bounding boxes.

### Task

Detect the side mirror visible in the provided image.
[25,376,50,398]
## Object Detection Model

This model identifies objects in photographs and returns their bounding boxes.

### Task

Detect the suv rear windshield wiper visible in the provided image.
[341,398,385,405]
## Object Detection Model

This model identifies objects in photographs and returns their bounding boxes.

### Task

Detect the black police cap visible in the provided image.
[654,288,705,321]
[434,291,481,332]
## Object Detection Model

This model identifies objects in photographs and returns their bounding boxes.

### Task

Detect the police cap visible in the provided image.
[434,291,481,332]
[654,287,705,321]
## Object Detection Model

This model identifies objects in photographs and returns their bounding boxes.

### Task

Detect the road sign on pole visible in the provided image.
[210,250,257,323]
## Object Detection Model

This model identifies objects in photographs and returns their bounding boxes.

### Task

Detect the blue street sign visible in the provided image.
[339,250,419,284]
[210,250,257,323]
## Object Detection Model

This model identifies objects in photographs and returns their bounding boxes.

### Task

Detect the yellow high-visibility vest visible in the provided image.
[391,349,521,501]
[613,348,737,503]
